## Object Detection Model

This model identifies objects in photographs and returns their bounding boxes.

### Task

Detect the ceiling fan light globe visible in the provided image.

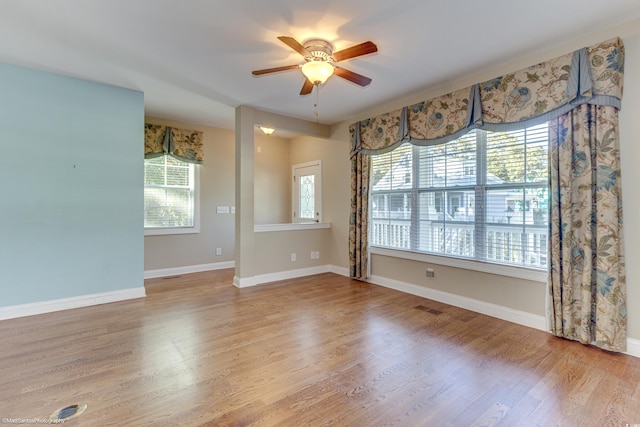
[301,61,334,85]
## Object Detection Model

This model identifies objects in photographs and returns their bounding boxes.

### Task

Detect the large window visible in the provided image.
[144,156,199,235]
[370,123,548,270]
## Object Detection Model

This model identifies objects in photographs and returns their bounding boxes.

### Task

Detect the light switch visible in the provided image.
[217,206,230,214]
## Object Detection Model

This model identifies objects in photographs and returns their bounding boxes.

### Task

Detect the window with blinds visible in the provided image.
[370,123,549,270]
[144,156,197,231]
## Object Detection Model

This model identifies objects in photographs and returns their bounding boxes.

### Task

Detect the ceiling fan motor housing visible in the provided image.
[303,39,334,62]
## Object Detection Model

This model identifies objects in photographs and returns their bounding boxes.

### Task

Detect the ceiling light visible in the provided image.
[259,126,275,135]
[301,61,334,85]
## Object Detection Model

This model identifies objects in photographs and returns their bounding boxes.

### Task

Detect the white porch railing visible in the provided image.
[370,219,548,269]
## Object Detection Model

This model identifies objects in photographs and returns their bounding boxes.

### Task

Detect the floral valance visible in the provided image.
[144,124,204,164]
[350,37,624,156]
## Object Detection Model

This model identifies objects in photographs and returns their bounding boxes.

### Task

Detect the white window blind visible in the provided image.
[144,156,196,229]
[370,123,549,270]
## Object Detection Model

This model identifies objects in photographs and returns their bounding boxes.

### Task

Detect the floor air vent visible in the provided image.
[50,403,87,421]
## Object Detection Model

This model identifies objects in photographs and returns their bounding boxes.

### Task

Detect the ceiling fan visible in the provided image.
[252,36,378,95]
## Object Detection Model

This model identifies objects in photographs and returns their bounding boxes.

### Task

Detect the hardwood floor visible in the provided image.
[1,269,639,426]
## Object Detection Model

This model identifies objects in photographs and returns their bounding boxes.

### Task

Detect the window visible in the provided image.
[144,156,199,235]
[370,123,548,270]
[292,160,322,223]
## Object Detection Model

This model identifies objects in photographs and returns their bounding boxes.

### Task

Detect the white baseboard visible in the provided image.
[626,338,640,358]
[234,265,333,288]
[369,274,547,331]
[368,274,640,358]
[144,261,235,279]
[0,287,146,321]
[329,264,350,277]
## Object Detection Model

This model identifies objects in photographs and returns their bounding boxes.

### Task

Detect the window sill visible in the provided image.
[145,226,200,236]
[370,246,547,282]
[254,222,331,233]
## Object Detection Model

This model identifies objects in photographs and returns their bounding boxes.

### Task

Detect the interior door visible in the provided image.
[292,160,322,223]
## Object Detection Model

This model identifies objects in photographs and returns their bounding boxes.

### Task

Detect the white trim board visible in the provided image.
[368,274,640,359]
[254,222,331,233]
[329,265,350,277]
[626,338,640,359]
[369,274,546,331]
[0,287,146,321]
[234,265,332,288]
[144,261,235,279]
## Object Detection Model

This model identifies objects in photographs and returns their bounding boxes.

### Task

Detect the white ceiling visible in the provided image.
[2,0,640,131]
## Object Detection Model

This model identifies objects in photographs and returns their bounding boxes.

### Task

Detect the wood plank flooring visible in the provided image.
[1,269,639,426]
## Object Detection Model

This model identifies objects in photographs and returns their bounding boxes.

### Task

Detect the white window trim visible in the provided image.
[144,163,200,236]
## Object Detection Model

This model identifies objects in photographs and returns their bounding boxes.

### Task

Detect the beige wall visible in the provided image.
[144,117,236,270]
[325,19,640,339]
[246,134,346,277]
[254,135,291,224]
[253,229,331,274]
[144,118,294,271]
[290,134,351,268]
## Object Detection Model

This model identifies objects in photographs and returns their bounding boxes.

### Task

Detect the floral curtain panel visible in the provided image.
[349,152,370,280]
[350,37,624,155]
[348,38,627,353]
[349,108,407,157]
[479,52,574,127]
[588,39,624,99]
[408,85,481,144]
[144,124,204,164]
[548,105,626,352]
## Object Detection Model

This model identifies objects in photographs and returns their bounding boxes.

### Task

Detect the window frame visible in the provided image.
[368,126,549,280]
[144,156,201,236]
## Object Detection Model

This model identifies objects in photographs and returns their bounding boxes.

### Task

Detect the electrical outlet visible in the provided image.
[310,251,320,259]
[216,248,222,256]
[291,253,296,262]
[426,268,435,279]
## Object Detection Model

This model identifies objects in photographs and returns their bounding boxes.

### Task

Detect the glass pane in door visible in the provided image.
[300,174,315,219]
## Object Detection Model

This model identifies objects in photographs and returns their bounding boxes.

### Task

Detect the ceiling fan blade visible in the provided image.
[332,41,378,62]
[278,36,311,57]
[334,67,372,87]
[300,79,314,95]
[252,65,300,76]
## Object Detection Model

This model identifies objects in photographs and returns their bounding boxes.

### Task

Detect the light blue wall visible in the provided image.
[0,62,144,306]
